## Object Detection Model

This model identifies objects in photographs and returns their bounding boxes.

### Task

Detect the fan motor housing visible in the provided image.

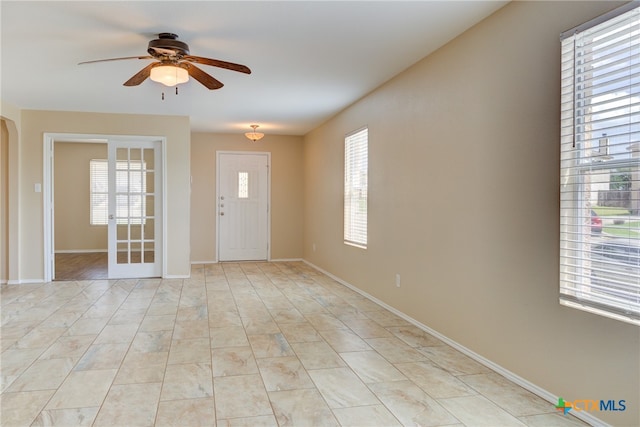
[148,33,190,57]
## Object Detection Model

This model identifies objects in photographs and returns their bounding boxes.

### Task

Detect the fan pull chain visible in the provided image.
[160,88,179,101]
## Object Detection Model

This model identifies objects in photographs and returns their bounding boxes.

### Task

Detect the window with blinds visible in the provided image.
[344,127,368,248]
[560,3,640,326]
[90,159,146,225]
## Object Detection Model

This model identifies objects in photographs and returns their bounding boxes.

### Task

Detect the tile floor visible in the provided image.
[1,262,587,426]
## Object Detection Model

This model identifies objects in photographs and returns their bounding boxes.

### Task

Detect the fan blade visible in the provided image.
[183,55,251,74]
[78,56,153,65]
[181,63,224,90]
[123,62,159,86]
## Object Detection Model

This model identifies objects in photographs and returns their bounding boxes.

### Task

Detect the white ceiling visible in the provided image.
[1,1,507,135]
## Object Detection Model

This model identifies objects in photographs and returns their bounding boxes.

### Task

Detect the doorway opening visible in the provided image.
[44,133,165,281]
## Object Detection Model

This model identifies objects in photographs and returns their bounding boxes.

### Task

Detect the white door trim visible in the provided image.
[43,133,167,282]
[215,151,271,262]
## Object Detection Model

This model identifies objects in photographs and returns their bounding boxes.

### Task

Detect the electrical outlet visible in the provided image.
[395,273,401,288]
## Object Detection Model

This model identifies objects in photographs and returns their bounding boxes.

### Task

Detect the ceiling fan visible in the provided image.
[79,33,251,90]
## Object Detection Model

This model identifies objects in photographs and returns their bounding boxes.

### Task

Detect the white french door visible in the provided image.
[108,140,162,278]
[217,152,269,261]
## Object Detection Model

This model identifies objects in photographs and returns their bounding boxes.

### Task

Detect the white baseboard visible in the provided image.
[55,249,108,254]
[191,260,218,265]
[302,259,607,427]
[7,279,45,285]
[270,258,303,262]
[164,274,190,279]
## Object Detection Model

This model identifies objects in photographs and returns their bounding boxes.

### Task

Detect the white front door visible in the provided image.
[108,140,162,278]
[217,152,269,261]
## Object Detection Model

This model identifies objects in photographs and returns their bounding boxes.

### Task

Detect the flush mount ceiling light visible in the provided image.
[245,124,265,142]
[150,64,189,87]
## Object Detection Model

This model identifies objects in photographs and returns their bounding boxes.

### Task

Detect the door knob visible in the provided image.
[109,214,114,220]
[220,212,225,216]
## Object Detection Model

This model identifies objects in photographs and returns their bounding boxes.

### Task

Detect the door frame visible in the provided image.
[43,133,167,281]
[215,151,271,262]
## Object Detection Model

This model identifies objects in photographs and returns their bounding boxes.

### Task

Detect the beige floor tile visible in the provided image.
[386,325,444,347]
[160,363,213,401]
[64,316,109,336]
[339,351,407,383]
[332,404,402,427]
[268,307,306,323]
[210,326,249,348]
[146,302,179,316]
[6,357,74,392]
[12,327,67,350]
[369,380,460,427]
[108,307,147,325]
[73,343,129,370]
[139,314,176,332]
[214,374,273,419]
[167,338,211,364]
[305,313,348,331]
[212,346,259,377]
[307,367,380,408]
[0,262,581,427]
[320,328,372,352]
[114,351,168,384]
[248,333,295,358]
[0,347,48,392]
[46,369,117,409]
[268,388,339,426]
[176,306,209,323]
[38,335,95,362]
[31,407,99,427]
[217,415,278,426]
[346,318,394,339]
[155,398,216,427]
[439,395,527,426]
[256,356,315,391]
[0,390,55,426]
[129,330,173,353]
[519,413,589,426]
[290,341,346,370]
[363,309,411,327]
[93,383,161,426]
[173,319,209,339]
[364,336,428,363]
[459,372,556,417]
[395,361,475,399]
[208,309,244,328]
[419,345,492,376]
[242,317,281,335]
[93,323,139,344]
[278,322,323,343]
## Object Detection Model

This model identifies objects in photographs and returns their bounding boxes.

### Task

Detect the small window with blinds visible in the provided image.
[344,127,368,248]
[560,4,640,325]
[90,159,146,225]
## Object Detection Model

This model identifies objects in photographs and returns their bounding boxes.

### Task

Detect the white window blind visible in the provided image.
[344,127,368,248]
[90,159,146,225]
[560,4,640,325]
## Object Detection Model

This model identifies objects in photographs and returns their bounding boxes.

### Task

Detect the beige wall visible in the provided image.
[303,2,638,426]
[20,110,191,279]
[54,142,108,251]
[1,101,21,284]
[191,132,304,262]
[1,120,8,282]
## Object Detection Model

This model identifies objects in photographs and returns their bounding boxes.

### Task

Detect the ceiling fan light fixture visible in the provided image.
[245,125,265,142]
[150,65,189,87]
